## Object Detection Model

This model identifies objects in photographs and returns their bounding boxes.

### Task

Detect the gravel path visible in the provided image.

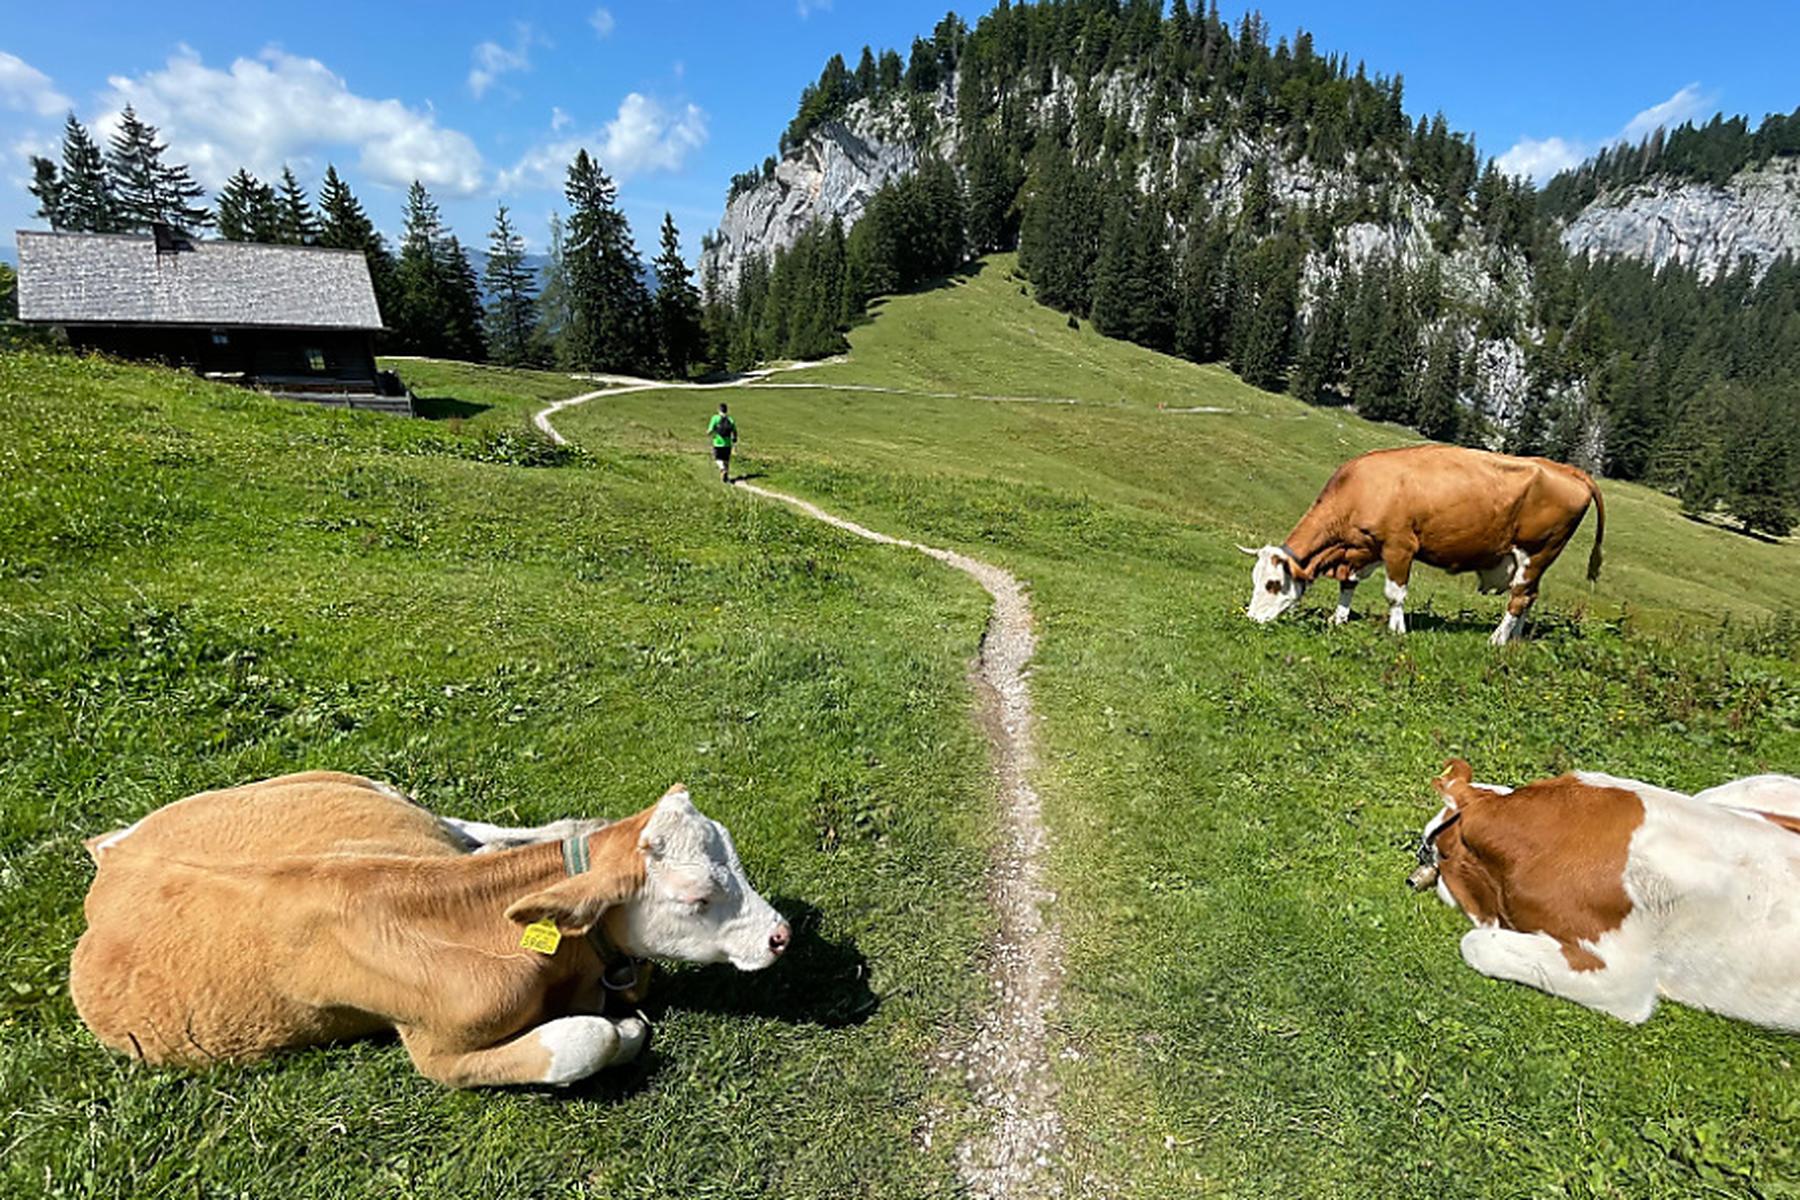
[537,379,1065,1200]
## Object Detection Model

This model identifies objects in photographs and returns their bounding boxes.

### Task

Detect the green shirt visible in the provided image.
[708,413,737,448]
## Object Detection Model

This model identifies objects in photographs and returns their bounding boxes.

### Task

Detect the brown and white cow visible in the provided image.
[70,771,790,1088]
[1240,445,1605,644]
[1410,759,1800,1030]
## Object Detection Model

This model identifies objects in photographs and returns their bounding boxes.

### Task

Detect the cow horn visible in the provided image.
[1235,544,1261,556]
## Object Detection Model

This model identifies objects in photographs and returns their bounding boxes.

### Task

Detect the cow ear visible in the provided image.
[1434,759,1474,797]
[505,877,610,935]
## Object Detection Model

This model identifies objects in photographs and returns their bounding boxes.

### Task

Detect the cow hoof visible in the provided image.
[538,1015,621,1086]
[613,1016,650,1065]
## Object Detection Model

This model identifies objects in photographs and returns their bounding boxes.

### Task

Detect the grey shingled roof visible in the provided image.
[15,230,384,330]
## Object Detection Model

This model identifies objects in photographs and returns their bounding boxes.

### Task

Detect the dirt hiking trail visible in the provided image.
[537,376,1064,1200]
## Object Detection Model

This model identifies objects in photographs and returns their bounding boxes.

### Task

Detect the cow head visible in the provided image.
[610,786,790,971]
[1239,544,1308,623]
[507,786,790,972]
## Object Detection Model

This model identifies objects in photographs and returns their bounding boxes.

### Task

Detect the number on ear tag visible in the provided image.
[520,920,562,955]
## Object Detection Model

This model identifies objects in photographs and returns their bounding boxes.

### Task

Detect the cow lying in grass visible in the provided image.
[71,772,790,1088]
[1241,444,1605,644]
[1411,759,1800,1031]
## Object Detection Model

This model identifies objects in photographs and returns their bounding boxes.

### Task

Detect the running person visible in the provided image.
[708,402,738,483]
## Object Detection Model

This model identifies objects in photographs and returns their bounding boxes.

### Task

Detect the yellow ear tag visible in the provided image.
[519,920,562,955]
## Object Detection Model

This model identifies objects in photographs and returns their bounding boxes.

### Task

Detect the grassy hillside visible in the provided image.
[5,254,1799,1198]
[0,351,992,1198]
[561,255,1800,1198]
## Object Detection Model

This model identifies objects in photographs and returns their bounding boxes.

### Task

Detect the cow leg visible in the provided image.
[400,1015,650,1088]
[1491,548,1546,645]
[1381,552,1413,635]
[1332,581,1358,625]
[1459,927,1657,1023]
[438,815,610,854]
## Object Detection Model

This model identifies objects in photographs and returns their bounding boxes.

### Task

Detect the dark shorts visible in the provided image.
[712,444,732,464]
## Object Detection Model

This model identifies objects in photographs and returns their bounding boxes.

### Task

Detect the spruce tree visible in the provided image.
[27,156,63,229]
[394,180,452,356]
[538,213,573,355]
[0,261,16,321]
[106,105,211,231]
[1413,327,1462,442]
[561,149,652,373]
[441,235,488,362]
[652,213,705,378]
[482,204,541,367]
[215,169,279,242]
[37,115,119,232]
[275,168,319,245]
[317,165,398,330]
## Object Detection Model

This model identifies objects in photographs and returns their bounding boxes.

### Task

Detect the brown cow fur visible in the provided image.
[1428,759,1642,971]
[71,772,657,1087]
[1276,445,1604,639]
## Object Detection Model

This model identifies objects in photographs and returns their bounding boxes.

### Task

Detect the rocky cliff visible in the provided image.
[1560,159,1800,280]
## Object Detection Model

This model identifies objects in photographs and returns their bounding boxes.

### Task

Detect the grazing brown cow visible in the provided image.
[71,772,790,1088]
[1240,445,1604,644]
[1410,759,1800,1030]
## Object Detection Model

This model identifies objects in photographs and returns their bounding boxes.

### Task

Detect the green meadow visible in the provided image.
[3,253,1799,1197]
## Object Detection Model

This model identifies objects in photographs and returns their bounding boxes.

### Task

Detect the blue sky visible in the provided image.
[3,1,1798,266]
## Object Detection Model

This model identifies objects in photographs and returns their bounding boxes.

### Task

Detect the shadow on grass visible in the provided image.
[413,395,493,421]
[1680,511,1786,544]
[648,899,878,1029]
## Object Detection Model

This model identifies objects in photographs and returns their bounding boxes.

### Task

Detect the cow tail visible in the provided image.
[1585,476,1606,583]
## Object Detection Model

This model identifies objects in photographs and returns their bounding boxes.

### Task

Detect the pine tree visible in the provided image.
[215,169,279,242]
[275,168,319,245]
[482,205,541,367]
[652,213,705,378]
[561,149,652,373]
[317,165,398,330]
[1291,273,1346,404]
[106,105,211,231]
[0,261,16,321]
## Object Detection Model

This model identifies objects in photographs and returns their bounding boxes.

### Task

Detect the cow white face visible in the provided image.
[1241,545,1306,623]
[612,788,790,971]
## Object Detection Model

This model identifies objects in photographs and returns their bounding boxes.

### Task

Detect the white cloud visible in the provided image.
[99,46,485,195]
[469,24,542,100]
[0,51,71,117]
[551,105,573,132]
[589,7,615,38]
[1496,82,1720,184]
[498,93,707,192]
[1620,82,1712,143]
[797,0,832,15]
[1495,135,1586,184]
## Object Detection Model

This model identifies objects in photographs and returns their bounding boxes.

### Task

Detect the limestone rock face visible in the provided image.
[702,100,921,291]
[1561,161,1800,280]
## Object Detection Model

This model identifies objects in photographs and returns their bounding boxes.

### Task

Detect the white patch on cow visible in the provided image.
[440,814,606,853]
[536,1015,623,1086]
[1692,774,1800,818]
[1489,611,1518,646]
[1243,545,1307,624]
[1332,582,1355,625]
[1384,578,1407,634]
[1459,925,1659,1023]
[1509,547,1532,588]
[93,822,140,854]
[611,790,790,971]
[369,779,409,802]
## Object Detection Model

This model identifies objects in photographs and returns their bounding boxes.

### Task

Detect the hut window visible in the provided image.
[211,331,229,345]
[305,348,327,372]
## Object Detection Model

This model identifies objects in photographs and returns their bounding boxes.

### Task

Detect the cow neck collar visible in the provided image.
[559,833,645,993]
[1416,809,1463,866]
